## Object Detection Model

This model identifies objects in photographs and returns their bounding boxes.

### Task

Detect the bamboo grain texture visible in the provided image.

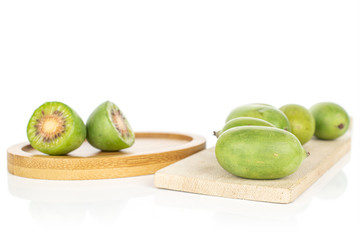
[8,132,206,180]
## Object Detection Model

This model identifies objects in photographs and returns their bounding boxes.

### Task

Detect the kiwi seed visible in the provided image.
[27,102,86,155]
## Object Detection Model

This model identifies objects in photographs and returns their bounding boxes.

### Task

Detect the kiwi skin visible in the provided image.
[26,102,86,155]
[214,117,275,138]
[86,101,135,151]
[310,102,350,140]
[279,104,315,145]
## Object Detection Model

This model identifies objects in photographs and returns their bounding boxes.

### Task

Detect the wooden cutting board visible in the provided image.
[7,132,206,180]
[154,130,351,203]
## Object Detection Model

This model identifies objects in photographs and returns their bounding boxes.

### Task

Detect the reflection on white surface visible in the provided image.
[8,174,153,202]
[29,201,88,225]
[8,153,350,225]
[8,174,153,225]
[316,171,348,200]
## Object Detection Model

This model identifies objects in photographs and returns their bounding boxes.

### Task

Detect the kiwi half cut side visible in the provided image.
[86,101,135,151]
[27,102,87,155]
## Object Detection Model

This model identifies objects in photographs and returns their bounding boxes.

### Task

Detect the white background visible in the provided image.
[0,0,359,239]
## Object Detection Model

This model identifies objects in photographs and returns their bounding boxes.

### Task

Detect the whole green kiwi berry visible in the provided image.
[214,116,275,138]
[310,102,350,140]
[280,104,315,145]
[225,103,291,131]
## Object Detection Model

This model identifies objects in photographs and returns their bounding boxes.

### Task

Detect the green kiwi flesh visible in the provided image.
[27,102,86,155]
[86,101,135,151]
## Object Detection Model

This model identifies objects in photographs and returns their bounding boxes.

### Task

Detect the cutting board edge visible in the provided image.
[287,136,352,202]
[154,134,352,204]
[154,171,294,203]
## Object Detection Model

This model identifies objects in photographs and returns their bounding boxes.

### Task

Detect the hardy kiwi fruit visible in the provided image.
[279,104,315,145]
[215,126,307,179]
[310,102,350,140]
[27,102,86,155]
[214,117,275,138]
[225,103,291,131]
[86,101,135,151]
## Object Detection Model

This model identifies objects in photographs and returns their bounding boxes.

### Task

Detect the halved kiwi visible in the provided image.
[27,102,86,155]
[86,101,135,151]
